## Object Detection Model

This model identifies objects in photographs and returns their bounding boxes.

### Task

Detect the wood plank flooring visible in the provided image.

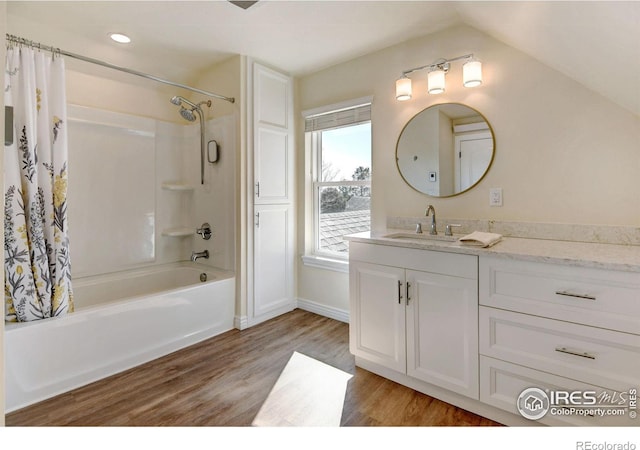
[6,309,501,427]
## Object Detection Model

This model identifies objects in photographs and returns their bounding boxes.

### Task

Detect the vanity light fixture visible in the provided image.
[395,54,482,100]
[109,33,131,44]
[427,66,446,94]
[395,75,412,101]
[462,57,483,88]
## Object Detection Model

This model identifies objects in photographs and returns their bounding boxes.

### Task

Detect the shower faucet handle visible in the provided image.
[196,223,212,240]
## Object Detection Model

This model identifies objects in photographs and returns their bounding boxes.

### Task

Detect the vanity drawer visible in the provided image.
[480,356,635,427]
[479,256,640,334]
[479,306,640,391]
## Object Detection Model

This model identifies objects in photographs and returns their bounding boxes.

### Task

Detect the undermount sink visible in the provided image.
[383,232,459,242]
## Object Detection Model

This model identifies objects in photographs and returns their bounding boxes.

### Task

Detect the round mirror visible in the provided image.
[396,103,495,197]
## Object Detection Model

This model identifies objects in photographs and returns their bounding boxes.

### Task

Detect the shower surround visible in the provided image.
[67,104,235,277]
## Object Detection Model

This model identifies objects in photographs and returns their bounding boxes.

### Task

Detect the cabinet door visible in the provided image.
[254,126,290,203]
[406,269,479,399]
[252,204,294,321]
[349,262,406,372]
[253,63,293,204]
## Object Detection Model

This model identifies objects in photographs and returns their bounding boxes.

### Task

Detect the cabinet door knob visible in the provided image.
[398,280,403,304]
[406,282,411,305]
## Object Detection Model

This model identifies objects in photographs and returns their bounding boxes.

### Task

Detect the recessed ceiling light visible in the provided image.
[109,33,131,44]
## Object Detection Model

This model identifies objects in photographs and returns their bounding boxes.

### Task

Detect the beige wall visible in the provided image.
[297,24,640,313]
[66,57,240,124]
[66,70,185,123]
[193,56,241,120]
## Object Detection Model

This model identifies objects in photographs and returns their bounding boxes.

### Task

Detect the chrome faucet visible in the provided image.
[425,205,437,235]
[191,250,209,262]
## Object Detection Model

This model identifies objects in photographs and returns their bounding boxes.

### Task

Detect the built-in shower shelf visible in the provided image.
[161,227,193,237]
[161,183,195,192]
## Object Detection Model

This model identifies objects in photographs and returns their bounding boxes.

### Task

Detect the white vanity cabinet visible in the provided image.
[348,232,640,426]
[479,255,640,426]
[349,241,479,400]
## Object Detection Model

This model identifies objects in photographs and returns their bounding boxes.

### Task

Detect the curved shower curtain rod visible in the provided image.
[5,34,236,104]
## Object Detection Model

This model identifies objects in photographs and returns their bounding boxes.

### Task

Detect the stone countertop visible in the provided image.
[345,229,640,273]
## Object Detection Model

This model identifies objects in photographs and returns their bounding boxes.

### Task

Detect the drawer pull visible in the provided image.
[555,290,596,301]
[555,346,596,360]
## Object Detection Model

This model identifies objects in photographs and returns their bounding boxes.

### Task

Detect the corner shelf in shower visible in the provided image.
[161,182,195,192]
[161,227,193,238]
[161,183,194,237]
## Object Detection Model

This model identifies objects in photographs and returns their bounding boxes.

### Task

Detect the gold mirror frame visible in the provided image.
[395,103,495,198]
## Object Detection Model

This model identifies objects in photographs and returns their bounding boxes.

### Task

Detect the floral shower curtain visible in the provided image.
[4,45,73,322]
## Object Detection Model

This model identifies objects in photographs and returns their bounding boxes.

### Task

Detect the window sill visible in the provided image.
[301,255,349,274]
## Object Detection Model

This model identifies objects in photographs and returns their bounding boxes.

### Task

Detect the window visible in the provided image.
[305,100,371,261]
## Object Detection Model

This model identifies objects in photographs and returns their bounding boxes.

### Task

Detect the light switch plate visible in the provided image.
[489,188,503,206]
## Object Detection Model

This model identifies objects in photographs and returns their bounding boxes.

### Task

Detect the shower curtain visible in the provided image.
[4,46,73,322]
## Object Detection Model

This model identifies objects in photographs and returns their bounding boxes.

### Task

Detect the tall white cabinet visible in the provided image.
[247,60,295,327]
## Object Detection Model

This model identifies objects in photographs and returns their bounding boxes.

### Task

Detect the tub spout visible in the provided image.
[191,250,209,262]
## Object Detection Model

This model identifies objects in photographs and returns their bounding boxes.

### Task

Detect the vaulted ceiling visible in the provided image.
[6,1,640,115]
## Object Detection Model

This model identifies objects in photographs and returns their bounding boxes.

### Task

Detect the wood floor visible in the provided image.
[6,309,501,427]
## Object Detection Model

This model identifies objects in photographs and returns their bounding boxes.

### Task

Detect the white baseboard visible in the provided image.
[296,298,349,323]
[236,301,349,330]
[247,304,297,328]
[234,315,249,330]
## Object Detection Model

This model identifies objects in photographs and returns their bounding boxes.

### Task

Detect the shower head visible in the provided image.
[171,96,212,122]
[179,106,197,122]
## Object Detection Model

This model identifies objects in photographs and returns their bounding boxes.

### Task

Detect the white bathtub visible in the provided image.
[4,263,235,413]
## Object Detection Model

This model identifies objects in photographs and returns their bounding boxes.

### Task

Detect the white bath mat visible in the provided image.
[252,351,353,427]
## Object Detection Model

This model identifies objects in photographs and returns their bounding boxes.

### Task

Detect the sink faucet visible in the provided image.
[425,205,437,235]
[191,250,209,262]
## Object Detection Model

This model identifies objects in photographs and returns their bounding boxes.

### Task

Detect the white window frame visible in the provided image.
[302,97,372,270]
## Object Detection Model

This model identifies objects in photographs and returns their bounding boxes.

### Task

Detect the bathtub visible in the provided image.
[4,263,235,413]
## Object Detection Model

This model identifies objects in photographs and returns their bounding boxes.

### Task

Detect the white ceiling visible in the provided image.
[6,1,640,115]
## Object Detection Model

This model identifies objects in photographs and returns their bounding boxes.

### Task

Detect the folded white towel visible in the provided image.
[459,231,503,248]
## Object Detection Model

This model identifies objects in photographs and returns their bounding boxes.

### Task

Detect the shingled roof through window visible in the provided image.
[319,209,370,253]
